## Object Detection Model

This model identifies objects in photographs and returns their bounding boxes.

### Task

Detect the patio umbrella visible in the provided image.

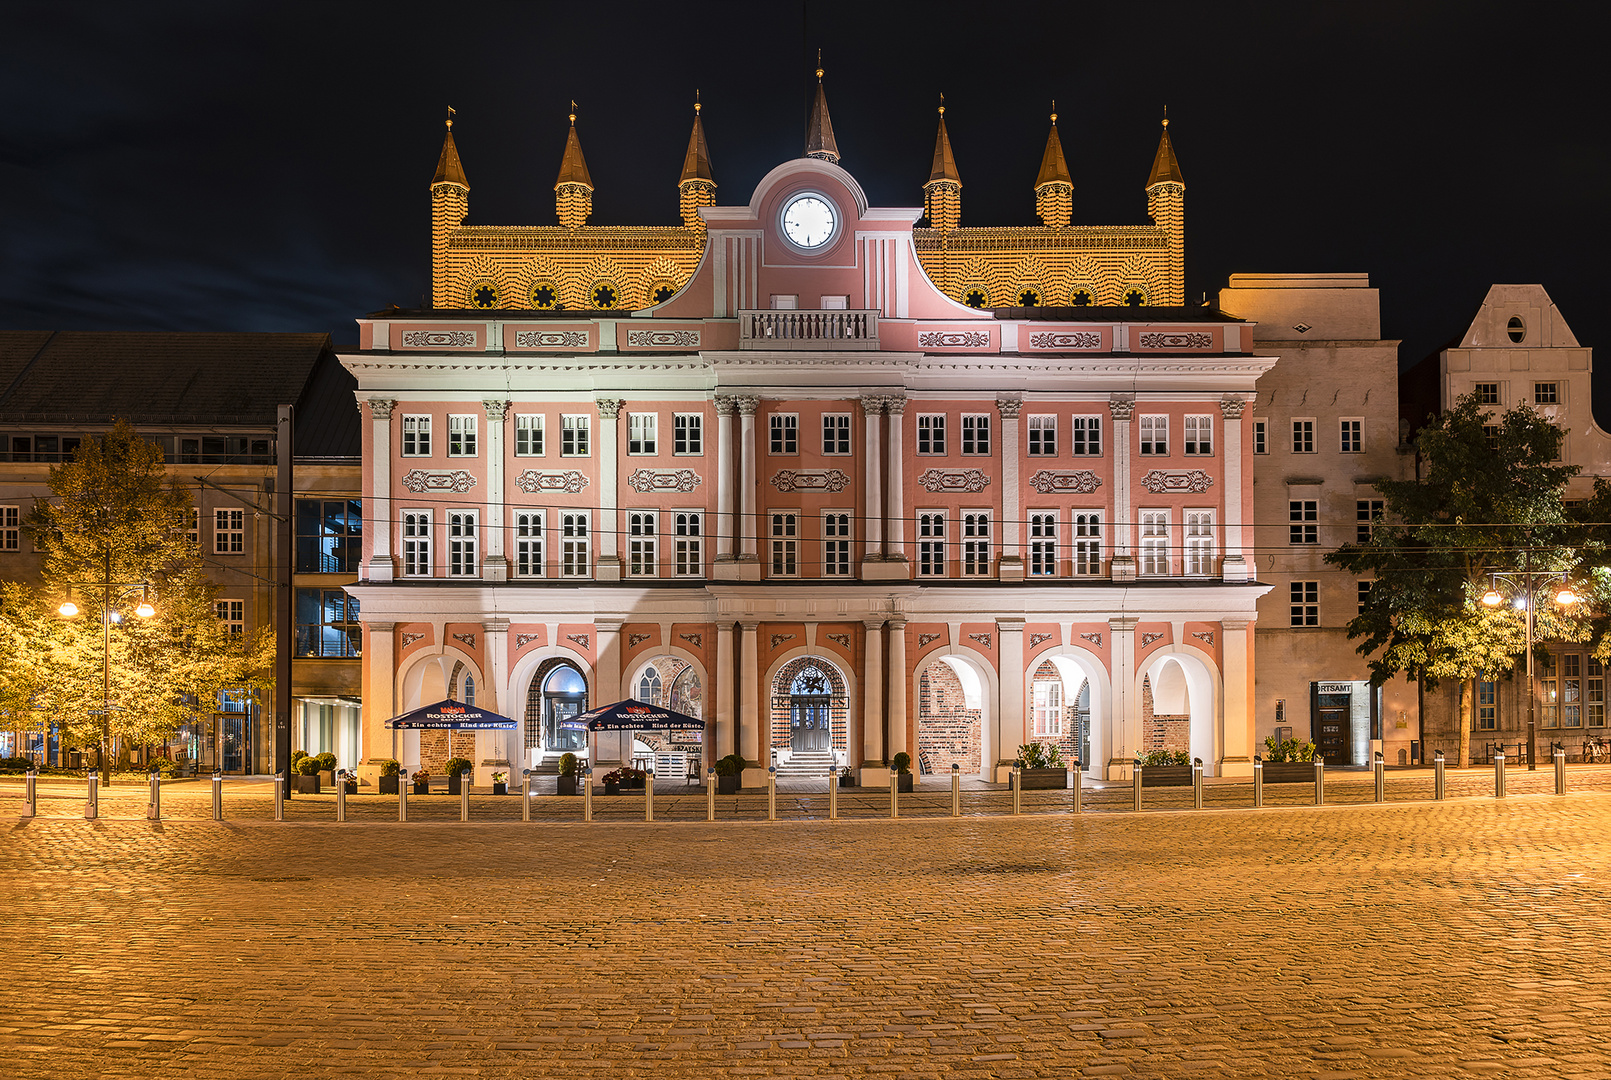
[384,698,518,730]
[575,698,705,732]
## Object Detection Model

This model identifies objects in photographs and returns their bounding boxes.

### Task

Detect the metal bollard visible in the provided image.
[1071,759,1082,814]
[1554,744,1566,796]
[1434,750,1446,801]
[706,766,716,822]
[1253,755,1264,808]
[827,765,838,821]
[460,772,470,822]
[1133,759,1143,812]
[583,767,593,822]
[398,770,409,822]
[1313,758,1325,806]
[274,771,285,822]
[335,771,347,822]
[647,768,656,823]
[1011,765,1021,816]
[1495,749,1507,799]
[889,766,899,820]
[213,771,224,821]
[147,769,161,821]
[85,770,98,820]
[952,762,961,818]
[23,767,37,819]
[1373,751,1385,803]
[522,770,533,822]
[1192,757,1204,809]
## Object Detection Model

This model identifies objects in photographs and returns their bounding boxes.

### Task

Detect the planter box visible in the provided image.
[413,781,430,795]
[604,782,621,796]
[838,772,857,788]
[896,774,914,793]
[717,774,740,795]
[342,778,358,794]
[1261,762,1319,784]
[319,770,335,786]
[447,775,463,795]
[1020,767,1068,790]
[294,775,321,794]
[1139,766,1193,788]
[492,782,507,796]
[556,775,577,796]
[378,775,399,795]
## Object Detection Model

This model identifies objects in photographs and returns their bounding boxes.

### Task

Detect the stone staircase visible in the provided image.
[775,750,837,782]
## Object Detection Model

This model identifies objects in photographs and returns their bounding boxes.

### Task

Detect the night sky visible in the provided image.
[3,2,1604,413]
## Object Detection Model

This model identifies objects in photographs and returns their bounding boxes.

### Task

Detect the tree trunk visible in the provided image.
[1458,679,1472,769]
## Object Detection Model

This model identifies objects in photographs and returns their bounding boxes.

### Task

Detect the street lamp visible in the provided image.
[58,579,155,783]
[1480,566,1577,772]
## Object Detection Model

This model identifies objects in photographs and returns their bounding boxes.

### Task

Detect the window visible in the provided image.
[1275,699,1286,723]
[638,668,663,703]
[1292,419,1315,453]
[447,414,477,457]
[1028,415,1056,456]
[1289,500,1318,544]
[770,512,798,576]
[961,414,990,455]
[1032,680,1063,737]
[628,511,657,576]
[961,512,990,576]
[1339,418,1362,454]
[1184,415,1212,455]
[560,414,590,456]
[628,413,657,455]
[918,512,946,576]
[1562,653,1583,728]
[402,511,432,576]
[186,506,200,546]
[1290,581,1319,627]
[1535,382,1558,405]
[401,415,431,456]
[1072,512,1102,576]
[515,511,544,577]
[447,511,477,576]
[823,512,851,576]
[1477,678,1497,730]
[295,499,363,573]
[674,512,703,576]
[673,414,702,455]
[515,414,544,456]
[1508,317,1526,344]
[294,589,360,658]
[1475,383,1500,406]
[1184,511,1214,575]
[1590,657,1605,727]
[214,508,244,555]
[917,414,946,454]
[1357,579,1372,615]
[1029,512,1057,576]
[215,599,244,636]
[1542,653,1558,728]
[1139,415,1168,455]
[0,506,17,551]
[177,435,271,465]
[1140,511,1169,575]
[822,414,851,455]
[1356,499,1384,543]
[560,512,590,576]
[218,689,251,714]
[1253,419,1268,455]
[769,413,799,455]
[1070,416,1101,456]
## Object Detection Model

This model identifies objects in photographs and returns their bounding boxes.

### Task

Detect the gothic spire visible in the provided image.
[432,107,468,188]
[1146,109,1184,188]
[804,58,840,163]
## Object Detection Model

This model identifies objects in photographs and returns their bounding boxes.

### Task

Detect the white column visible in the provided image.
[359,621,395,783]
[884,395,906,563]
[482,400,509,582]
[996,397,1023,581]
[997,618,1025,781]
[365,399,396,582]
[716,621,735,762]
[596,619,624,763]
[1219,618,1254,776]
[478,618,511,777]
[737,397,758,561]
[862,618,885,764]
[714,395,736,561]
[886,618,908,760]
[1109,396,1136,581]
[739,621,760,771]
[1109,616,1139,778]
[1219,396,1248,582]
[596,398,623,581]
[861,397,884,565]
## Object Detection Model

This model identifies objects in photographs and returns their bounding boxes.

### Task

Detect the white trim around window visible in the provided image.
[674,510,703,576]
[560,414,591,456]
[1139,509,1169,575]
[560,511,590,577]
[515,509,545,576]
[769,511,799,576]
[628,413,658,456]
[447,510,478,576]
[447,414,477,457]
[515,413,544,456]
[917,414,947,455]
[214,508,245,555]
[822,413,852,455]
[627,510,658,576]
[961,413,991,455]
[402,509,432,577]
[822,510,851,576]
[917,510,947,576]
[1184,414,1212,456]
[673,413,703,456]
[401,414,431,457]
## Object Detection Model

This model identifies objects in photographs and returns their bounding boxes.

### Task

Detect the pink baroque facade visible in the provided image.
[344,155,1273,786]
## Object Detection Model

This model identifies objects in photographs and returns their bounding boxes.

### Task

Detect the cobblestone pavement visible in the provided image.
[3,787,1610,1078]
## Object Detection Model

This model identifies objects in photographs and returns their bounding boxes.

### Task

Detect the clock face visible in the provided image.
[782,194,836,249]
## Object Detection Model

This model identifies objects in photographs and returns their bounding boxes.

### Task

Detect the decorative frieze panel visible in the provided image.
[401,330,476,348]
[1140,632,1165,647]
[918,468,991,494]
[625,329,701,348]
[566,633,590,650]
[1138,331,1213,349]
[968,632,993,649]
[917,633,942,648]
[513,330,588,348]
[401,469,477,494]
[1027,331,1102,349]
[1140,469,1214,494]
[1079,632,1103,647]
[770,468,851,494]
[628,633,652,649]
[827,633,852,648]
[515,470,590,494]
[515,633,542,649]
[1192,630,1216,646]
[769,633,796,649]
[627,468,702,494]
[918,330,991,348]
[401,632,426,648]
[678,632,703,649]
[1029,632,1055,649]
[1029,469,1102,494]
[451,632,477,649]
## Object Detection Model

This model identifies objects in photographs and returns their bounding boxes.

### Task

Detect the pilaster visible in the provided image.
[736,397,760,573]
[1109,395,1136,581]
[365,399,396,582]
[482,400,509,582]
[714,395,736,561]
[1219,395,1249,582]
[596,398,623,581]
[883,395,907,566]
[359,621,396,787]
[1219,618,1254,775]
[861,618,886,768]
[996,617,1025,781]
[996,397,1024,581]
[887,618,908,760]
[1108,616,1139,778]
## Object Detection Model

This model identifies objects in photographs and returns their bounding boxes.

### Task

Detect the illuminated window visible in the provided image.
[1139,415,1168,455]
[560,415,590,456]
[1029,512,1057,576]
[515,414,544,456]
[627,413,657,455]
[447,414,477,457]
[1183,415,1211,455]
[1184,511,1214,575]
[1033,680,1063,737]
[402,415,431,456]
[1072,513,1102,576]
[1139,511,1169,575]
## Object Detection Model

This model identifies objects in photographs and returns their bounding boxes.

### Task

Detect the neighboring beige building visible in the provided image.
[1216,274,1417,766]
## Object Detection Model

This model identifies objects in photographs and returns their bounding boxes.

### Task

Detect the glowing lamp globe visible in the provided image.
[1480,589,1502,607]
[135,602,155,618]
[58,601,79,618]
[1556,587,1577,606]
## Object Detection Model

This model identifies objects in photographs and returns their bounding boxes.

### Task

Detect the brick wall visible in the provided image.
[916,664,981,774]
[1142,676,1191,754]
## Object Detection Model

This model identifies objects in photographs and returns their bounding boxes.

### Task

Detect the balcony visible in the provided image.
[738,309,879,351]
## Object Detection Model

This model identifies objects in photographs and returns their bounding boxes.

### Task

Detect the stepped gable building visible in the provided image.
[347,78,1269,792]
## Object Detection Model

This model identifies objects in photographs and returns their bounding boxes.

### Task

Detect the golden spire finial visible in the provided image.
[446,105,455,130]
[569,100,577,125]
[694,88,701,114]
[1050,100,1057,125]
[816,48,823,80]
[938,92,945,117]
[1162,104,1168,128]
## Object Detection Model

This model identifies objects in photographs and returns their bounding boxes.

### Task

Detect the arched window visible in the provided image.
[637,667,663,704]
[463,676,475,707]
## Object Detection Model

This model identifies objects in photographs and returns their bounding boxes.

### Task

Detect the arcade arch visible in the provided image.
[1138,648,1219,772]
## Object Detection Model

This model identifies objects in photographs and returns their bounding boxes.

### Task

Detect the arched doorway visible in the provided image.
[525,660,588,759]
[916,656,984,776]
[629,655,705,765]
[1028,658,1090,767]
[1138,650,1218,771]
[768,656,849,765]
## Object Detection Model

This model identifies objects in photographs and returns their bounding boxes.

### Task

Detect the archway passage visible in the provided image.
[629,655,705,769]
[525,660,588,761]
[1137,651,1217,769]
[769,656,848,774]
[1029,658,1089,767]
[916,659,982,776]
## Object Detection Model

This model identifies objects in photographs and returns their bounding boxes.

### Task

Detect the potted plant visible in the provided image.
[1015,742,1069,789]
[412,768,431,795]
[624,767,646,789]
[341,771,358,794]
[445,757,472,795]
[556,752,579,796]
[1261,736,1320,783]
[314,752,337,786]
[1138,748,1193,787]
[293,754,321,794]
[839,764,857,787]
[378,759,401,795]
[491,771,508,796]
[714,754,745,795]
[602,768,623,796]
[892,751,915,793]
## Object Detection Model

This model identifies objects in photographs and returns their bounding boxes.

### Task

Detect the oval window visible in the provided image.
[1507,316,1525,344]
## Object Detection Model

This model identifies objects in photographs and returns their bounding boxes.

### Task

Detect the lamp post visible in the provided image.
[58,556,154,784]
[1481,553,1576,773]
